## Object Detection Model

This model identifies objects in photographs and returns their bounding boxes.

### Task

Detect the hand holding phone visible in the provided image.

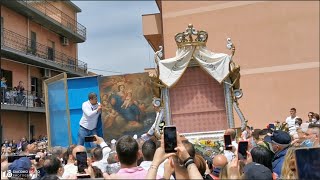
[164,126,177,153]
[238,141,249,160]
[84,136,96,142]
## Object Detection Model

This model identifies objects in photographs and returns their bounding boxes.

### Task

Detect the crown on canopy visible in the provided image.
[175,24,208,47]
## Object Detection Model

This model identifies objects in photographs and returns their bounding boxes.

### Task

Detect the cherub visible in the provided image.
[121,90,133,109]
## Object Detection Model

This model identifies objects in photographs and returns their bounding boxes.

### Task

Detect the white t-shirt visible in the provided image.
[79,100,101,130]
[62,163,77,178]
[286,116,298,135]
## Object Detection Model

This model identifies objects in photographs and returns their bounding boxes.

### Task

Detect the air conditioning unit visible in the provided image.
[61,36,69,46]
[43,69,51,78]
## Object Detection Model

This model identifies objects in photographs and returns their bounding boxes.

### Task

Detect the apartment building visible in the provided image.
[142,1,319,130]
[1,0,88,142]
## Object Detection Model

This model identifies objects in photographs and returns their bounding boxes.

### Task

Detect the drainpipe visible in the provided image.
[162,87,171,125]
[27,17,30,39]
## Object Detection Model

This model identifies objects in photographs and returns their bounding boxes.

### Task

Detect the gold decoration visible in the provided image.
[175,24,208,47]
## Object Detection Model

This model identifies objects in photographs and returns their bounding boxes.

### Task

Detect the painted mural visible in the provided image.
[98,73,156,141]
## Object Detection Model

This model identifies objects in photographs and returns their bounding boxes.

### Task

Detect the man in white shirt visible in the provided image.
[77,92,102,146]
[285,108,299,136]
[91,135,111,173]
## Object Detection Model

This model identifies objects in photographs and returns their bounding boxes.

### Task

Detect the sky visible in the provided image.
[72,1,159,76]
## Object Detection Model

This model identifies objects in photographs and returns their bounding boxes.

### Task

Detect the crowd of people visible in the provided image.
[1,136,48,156]
[1,108,319,180]
[0,78,44,107]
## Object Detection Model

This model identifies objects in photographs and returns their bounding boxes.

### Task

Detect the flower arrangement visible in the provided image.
[191,138,225,158]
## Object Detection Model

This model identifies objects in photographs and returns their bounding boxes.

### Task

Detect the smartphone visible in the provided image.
[76,152,88,173]
[224,135,232,150]
[84,136,96,142]
[295,147,320,180]
[8,155,26,163]
[238,141,249,160]
[7,155,36,163]
[269,124,275,130]
[164,126,177,153]
[76,174,91,179]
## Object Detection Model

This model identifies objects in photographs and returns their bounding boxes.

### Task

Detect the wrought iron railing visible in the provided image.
[1,87,45,109]
[21,0,86,40]
[1,28,87,74]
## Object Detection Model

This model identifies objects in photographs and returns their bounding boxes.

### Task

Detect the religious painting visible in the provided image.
[98,73,156,141]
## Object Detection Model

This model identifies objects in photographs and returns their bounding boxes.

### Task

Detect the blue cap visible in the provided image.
[264,130,291,145]
[8,157,32,171]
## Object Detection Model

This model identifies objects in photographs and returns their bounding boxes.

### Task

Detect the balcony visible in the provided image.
[142,13,163,52]
[1,28,88,77]
[1,88,45,113]
[1,0,86,43]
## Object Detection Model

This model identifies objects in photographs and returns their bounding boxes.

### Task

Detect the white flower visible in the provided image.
[219,147,224,151]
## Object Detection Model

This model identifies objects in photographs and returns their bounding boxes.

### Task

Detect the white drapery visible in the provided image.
[158,46,231,88]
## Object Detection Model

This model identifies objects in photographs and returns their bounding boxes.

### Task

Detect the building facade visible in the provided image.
[1,0,88,142]
[142,1,319,130]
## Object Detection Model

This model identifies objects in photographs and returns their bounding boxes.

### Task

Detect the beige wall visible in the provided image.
[1,111,46,141]
[156,1,319,129]
[1,111,28,141]
[30,113,47,139]
[1,6,27,36]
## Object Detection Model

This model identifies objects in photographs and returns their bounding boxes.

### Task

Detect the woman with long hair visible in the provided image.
[281,147,298,179]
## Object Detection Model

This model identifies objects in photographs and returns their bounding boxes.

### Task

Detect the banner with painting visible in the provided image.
[98,73,156,141]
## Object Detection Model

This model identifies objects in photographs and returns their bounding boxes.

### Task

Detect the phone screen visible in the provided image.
[76,152,88,173]
[76,174,91,179]
[238,141,248,160]
[224,135,232,150]
[295,147,320,180]
[8,155,25,163]
[269,124,275,130]
[8,155,36,163]
[84,136,96,142]
[164,126,177,153]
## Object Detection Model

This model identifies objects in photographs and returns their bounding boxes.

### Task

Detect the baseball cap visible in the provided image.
[264,130,291,145]
[8,157,32,171]
[243,162,272,180]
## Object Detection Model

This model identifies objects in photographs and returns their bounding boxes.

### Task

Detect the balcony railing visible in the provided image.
[1,87,45,108]
[1,28,87,74]
[22,0,86,40]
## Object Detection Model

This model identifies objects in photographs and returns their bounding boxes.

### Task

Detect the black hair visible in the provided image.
[142,140,156,161]
[92,147,103,161]
[290,108,296,112]
[250,146,273,172]
[92,166,103,178]
[252,129,261,140]
[182,140,195,158]
[116,135,139,165]
[43,156,62,175]
[88,92,97,100]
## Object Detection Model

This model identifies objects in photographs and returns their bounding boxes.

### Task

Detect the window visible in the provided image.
[47,40,55,61]
[30,31,37,55]
[31,77,38,96]
[0,69,12,88]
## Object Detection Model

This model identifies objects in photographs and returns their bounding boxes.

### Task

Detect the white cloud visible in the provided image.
[72,1,159,76]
